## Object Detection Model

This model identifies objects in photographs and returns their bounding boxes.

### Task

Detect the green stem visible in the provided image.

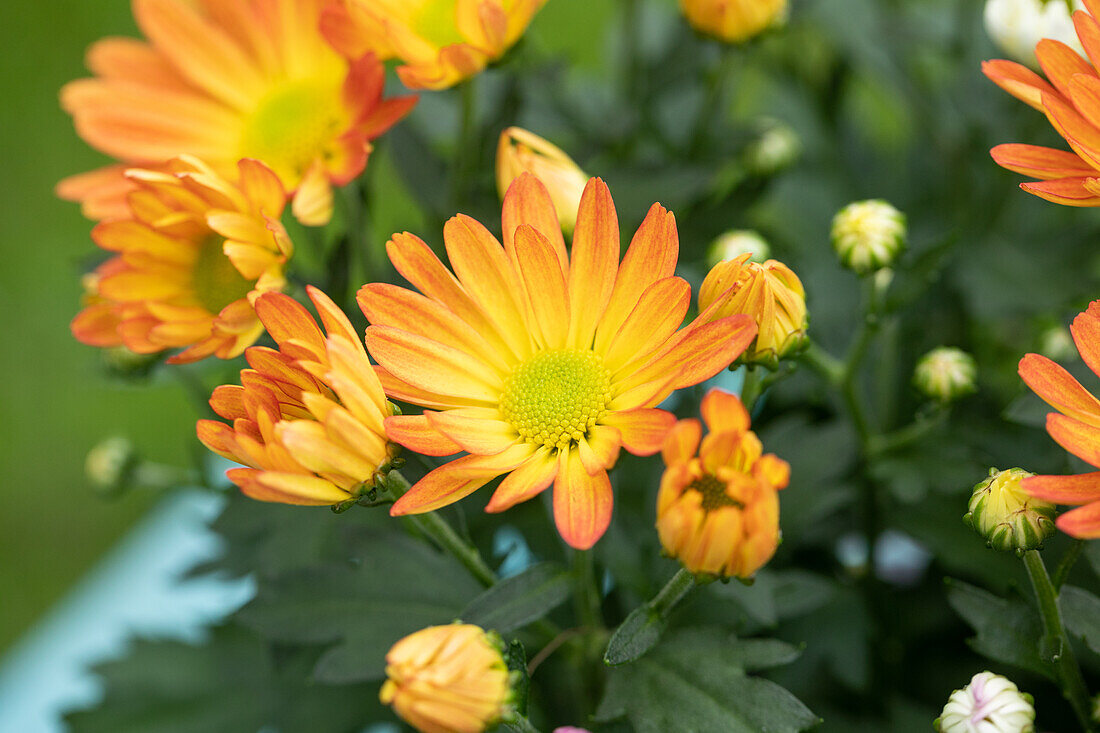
[1023,549,1094,731]
[798,340,845,385]
[571,549,603,630]
[740,366,762,412]
[689,45,738,157]
[867,407,946,457]
[650,567,698,616]
[452,78,478,209]
[1052,540,1086,591]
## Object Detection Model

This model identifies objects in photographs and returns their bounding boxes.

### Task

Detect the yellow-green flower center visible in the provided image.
[192,236,254,314]
[239,80,346,186]
[412,0,465,47]
[688,474,742,513]
[500,349,611,451]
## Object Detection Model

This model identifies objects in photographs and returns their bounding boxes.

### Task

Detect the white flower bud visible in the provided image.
[831,200,906,275]
[934,671,1035,733]
[984,0,1084,69]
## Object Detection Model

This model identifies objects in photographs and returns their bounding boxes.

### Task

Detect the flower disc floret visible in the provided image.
[501,349,611,451]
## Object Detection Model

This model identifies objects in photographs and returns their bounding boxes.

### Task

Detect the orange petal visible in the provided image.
[567,178,619,350]
[254,292,326,358]
[1022,472,1100,504]
[1020,177,1100,206]
[209,384,247,420]
[700,389,751,434]
[291,160,334,226]
[662,419,702,466]
[1074,9,1100,70]
[982,58,1061,111]
[383,414,462,456]
[501,172,567,276]
[365,325,502,403]
[391,444,534,515]
[601,408,675,456]
[196,419,240,461]
[252,471,351,505]
[603,277,691,373]
[990,144,1096,179]
[1070,301,1100,378]
[307,286,362,349]
[1018,353,1100,427]
[426,409,519,455]
[594,202,678,352]
[485,448,558,512]
[1056,501,1100,538]
[583,424,623,473]
[1036,39,1095,99]
[514,224,570,349]
[1047,412,1100,467]
[1042,91,1100,170]
[374,365,484,410]
[553,449,613,550]
[237,158,286,217]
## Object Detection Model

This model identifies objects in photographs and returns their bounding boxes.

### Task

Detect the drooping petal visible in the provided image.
[982,58,1061,111]
[1056,500,1100,538]
[1020,177,1100,206]
[391,444,535,515]
[1022,472,1100,503]
[553,449,613,550]
[600,408,675,456]
[485,448,558,512]
[427,408,519,456]
[1047,412,1100,467]
[366,325,502,403]
[990,144,1097,179]
[383,414,462,456]
[1018,353,1100,427]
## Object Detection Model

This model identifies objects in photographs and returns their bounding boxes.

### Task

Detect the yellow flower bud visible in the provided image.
[496,127,588,235]
[964,468,1056,554]
[831,199,906,275]
[656,390,790,579]
[85,436,138,496]
[679,0,788,43]
[698,254,808,368]
[380,624,511,733]
[914,347,977,402]
[935,671,1035,733]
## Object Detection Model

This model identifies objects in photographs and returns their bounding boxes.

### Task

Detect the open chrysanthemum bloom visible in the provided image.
[71,156,292,364]
[656,389,789,578]
[59,0,417,224]
[197,286,396,505]
[1017,301,1100,538]
[361,174,757,549]
[982,0,1100,206]
[321,0,546,90]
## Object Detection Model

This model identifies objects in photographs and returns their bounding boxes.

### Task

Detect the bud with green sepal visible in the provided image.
[964,468,1056,555]
[831,199,906,275]
[914,346,977,403]
[934,671,1035,733]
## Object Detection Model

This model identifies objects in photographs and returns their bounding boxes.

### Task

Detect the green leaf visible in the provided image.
[460,562,570,633]
[595,628,819,732]
[238,526,482,684]
[1060,584,1100,656]
[945,578,1052,680]
[603,603,668,666]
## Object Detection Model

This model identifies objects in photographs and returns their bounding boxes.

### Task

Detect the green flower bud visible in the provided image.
[744,121,801,176]
[934,671,1034,733]
[85,436,138,497]
[830,199,906,275]
[914,347,977,403]
[964,468,1056,554]
[706,230,770,268]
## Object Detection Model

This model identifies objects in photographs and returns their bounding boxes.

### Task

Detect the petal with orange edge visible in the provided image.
[1022,472,1100,503]
[601,408,675,456]
[501,173,567,275]
[981,59,1061,111]
[514,224,570,349]
[426,408,519,456]
[486,448,558,513]
[603,277,691,373]
[291,160,335,226]
[990,144,1096,179]
[1070,301,1100,378]
[553,449,613,550]
[1056,500,1100,538]
[383,415,462,456]
[252,471,351,505]
[1036,39,1096,98]
[254,292,326,356]
[1047,412,1100,467]
[1018,353,1100,427]
[568,178,619,350]
[366,325,502,403]
[1020,177,1100,206]
[662,419,702,465]
[391,443,534,515]
[700,389,751,434]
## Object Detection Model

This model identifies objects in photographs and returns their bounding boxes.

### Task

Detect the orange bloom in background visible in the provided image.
[380,624,511,733]
[983,0,1100,206]
[656,389,789,578]
[322,0,546,90]
[1018,301,1100,538]
[362,174,757,549]
[496,127,588,235]
[679,0,787,44]
[198,286,397,506]
[71,156,292,364]
[59,0,417,224]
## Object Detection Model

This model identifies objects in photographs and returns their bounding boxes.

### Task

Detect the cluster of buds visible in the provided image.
[700,253,808,368]
[914,347,978,403]
[831,199,906,276]
[934,671,1036,733]
[965,468,1056,554]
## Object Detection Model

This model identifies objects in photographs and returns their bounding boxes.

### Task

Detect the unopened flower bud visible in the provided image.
[984,0,1083,70]
[497,127,587,235]
[831,199,906,275]
[679,0,788,43]
[699,255,808,368]
[380,623,512,733]
[744,121,801,176]
[934,671,1035,733]
[914,347,977,402]
[707,230,770,268]
[1038,324,1076,362]
[964,468,1056,554]
[85,437,138,497]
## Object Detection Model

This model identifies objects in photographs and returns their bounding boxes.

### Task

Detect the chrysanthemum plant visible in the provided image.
[58,1,1100,732]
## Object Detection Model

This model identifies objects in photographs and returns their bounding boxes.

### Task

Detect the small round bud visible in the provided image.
[831,199,906,275]
[707,230,770,269]
[934,671,1035,733]
[964,468,1056,554]
[914,347,977,402]
[744,121,801,176]
[1038,324,1077,362]
[85,437,138,497]
[380,623,511,733]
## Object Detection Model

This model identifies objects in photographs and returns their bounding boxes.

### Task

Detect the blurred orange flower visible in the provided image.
[1018,301,1100,538]
[59,0,416,224]
[362,174,757,549]
[71,156,292,364]
[322,0,546,90]
[983,0,1100,206]
[656,389,789,578]
[679,0,787,43]
[197,286,396,506]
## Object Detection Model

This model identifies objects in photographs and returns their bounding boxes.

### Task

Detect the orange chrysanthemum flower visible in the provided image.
[321,0,546,90]
[198,286,397,506]
[1018,301,1100,538]
[71,156,292,364]
[361,174,757,549]
[983,0,1100,206]
[59,0,416,224]
[656,389,789,578]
